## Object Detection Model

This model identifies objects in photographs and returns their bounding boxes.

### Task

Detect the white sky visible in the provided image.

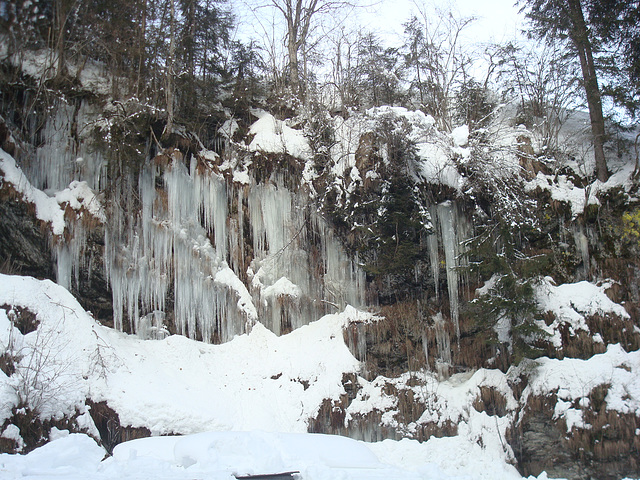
[358,0,524,46]
[234,0,526,51]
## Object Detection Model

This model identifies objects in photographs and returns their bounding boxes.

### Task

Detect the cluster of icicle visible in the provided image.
[27,97,472,355]
[22,97,367,343]
[104,155,368,342]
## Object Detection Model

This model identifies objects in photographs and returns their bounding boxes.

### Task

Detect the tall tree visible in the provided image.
[521,0,609,181]
[401,8,474,131]
[261,0,352,98]
[587,0,640,119]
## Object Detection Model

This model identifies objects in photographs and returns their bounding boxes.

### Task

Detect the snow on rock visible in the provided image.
[0,149,66,235]
[535,277,629,347]
[0,273,602,480]
[0,149,104,234]
[347,367,517,462]
[416,142,464,190]
[523,344,640,421]
[214,265,258,321]
[525,172,601,218]
[232,169,251,185]
[248,110,311,160]
[262,276,302,299]
[0,424,24,451]
[55,180,106,222]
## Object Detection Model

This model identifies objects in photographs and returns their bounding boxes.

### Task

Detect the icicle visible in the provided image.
[437,202,460,340]
[573,223,590,279]
[53,216,88,292]
[433,312,451,379]
[427,207,440,299]
[434,201,471,343]
[29,99,105,193]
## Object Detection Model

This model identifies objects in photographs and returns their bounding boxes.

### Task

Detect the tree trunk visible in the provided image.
[163,0,176,139]
[287,35,301,95]
[136,0,147,96]
[567,0,609,182]
[54,0,72,79]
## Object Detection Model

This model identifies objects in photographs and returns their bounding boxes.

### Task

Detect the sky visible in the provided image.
[234,0,526,54]
[357,0,525,46]
[232,0,528,86]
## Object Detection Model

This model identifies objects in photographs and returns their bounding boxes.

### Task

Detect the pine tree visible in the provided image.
[521,0,612,181]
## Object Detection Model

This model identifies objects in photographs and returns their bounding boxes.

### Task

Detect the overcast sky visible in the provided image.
[359,0,525,45]
[235,0,526,49]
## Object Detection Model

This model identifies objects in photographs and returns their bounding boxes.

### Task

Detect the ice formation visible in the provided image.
[429,202,471,343]
[4,96,476,352]
[100,144,366,341]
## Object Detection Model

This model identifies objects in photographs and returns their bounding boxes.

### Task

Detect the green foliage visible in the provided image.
[466,223,549,362]
[356,112,432,300]
[454,80,496,129]
[354,33,406,108]
[303,101,336,174]
[621,207,640,244]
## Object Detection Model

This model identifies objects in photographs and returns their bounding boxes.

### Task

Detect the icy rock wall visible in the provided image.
[246,173,366,335]
[103,154,366,342]
[105,157,253,342]
[9,97,107,293]
[428,201,471,341]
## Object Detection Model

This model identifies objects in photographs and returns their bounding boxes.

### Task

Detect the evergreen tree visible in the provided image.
[520,0,614,181]
[587,0,640,119]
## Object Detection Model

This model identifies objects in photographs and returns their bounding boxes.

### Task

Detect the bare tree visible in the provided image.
[500,43,580,153]
[403,4,475,131]
[253,0,354,98]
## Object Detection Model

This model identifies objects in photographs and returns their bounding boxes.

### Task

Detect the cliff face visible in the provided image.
[1,54,639,479]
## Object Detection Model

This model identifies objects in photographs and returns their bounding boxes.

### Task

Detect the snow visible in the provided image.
[232,169,251,185]
[0,149,104,235]
[451,125,469,147]
[2,269,636,480]
[535,277,629,348]
[248,110,312,160]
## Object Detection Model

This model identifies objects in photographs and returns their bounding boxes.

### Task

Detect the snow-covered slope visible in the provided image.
[1,273,639,479]
[0,273,528,479]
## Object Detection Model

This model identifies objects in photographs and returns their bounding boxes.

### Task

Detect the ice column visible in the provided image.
[433,201,471,342]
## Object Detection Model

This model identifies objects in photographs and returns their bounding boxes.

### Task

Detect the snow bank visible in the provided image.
[535,277,629,347]
[248,110,311,160]
[0,274,360,436]
[0,429,543,480]
[0,149,104,234]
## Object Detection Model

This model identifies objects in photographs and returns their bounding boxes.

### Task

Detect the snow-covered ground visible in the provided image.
[2,273,639,479]
[0,274,535,479]
[0,428,539,480]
